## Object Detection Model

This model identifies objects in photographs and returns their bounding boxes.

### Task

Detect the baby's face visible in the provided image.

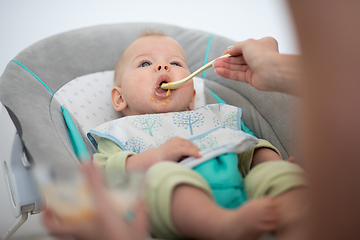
[115,36,195,115]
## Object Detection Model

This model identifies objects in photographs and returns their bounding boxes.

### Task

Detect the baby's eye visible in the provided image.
[139,61,151,67]
[171,61,182,67]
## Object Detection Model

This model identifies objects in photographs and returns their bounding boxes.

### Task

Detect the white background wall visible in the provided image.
[0,0,298,238]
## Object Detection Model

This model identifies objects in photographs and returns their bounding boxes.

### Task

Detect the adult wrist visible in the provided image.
[261,53,302,95]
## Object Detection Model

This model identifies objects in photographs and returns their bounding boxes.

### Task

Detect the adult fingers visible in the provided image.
[214,67,248,83]
[227,41,247,57]
[214,60,249,72]
[214,55,247,68]
[132,201,148,234]
[82,162,114,220]
[42,208,76,236]
[82,163,107,203]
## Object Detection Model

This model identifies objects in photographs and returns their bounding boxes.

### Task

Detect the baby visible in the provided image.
[90,30,307,240]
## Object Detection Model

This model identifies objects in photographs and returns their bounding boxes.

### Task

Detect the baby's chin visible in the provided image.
[146,102,190,114]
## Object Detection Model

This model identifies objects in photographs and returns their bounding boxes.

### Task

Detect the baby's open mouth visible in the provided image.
[154,75,173,98]
[158,81,168,93]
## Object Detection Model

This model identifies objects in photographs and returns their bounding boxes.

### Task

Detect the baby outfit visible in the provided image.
[88,104,306,239]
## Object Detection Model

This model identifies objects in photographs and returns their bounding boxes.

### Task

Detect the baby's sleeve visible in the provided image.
[238,139,282,177]
[93,138,136,187]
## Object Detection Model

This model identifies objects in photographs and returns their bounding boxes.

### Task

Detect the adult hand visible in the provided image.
[42,163,147,240]
[214,37,301,95]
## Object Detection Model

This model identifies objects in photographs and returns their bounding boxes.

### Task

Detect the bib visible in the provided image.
[88,103,258,168]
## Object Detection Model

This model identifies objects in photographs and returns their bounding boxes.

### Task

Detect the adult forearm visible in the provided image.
[288,1,360,240]
[261,53,302,96]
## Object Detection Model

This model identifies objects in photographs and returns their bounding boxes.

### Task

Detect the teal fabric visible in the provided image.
[193,88,254,209]
[61,106,90,162]
[207,88,257,138]
[194,153,247,209]
[202,34,213,79]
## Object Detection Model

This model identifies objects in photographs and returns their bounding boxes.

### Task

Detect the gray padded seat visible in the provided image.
[0,23,300,167]
[0,23,300,240]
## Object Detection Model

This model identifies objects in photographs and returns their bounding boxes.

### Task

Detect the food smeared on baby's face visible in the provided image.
[160,97,172,106]
[150,86,173,106]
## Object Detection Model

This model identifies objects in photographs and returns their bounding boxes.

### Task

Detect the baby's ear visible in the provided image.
[111,86,127,111]
[187,89,196,111]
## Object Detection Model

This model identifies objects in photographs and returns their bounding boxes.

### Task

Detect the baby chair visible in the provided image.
[0,23,300,239]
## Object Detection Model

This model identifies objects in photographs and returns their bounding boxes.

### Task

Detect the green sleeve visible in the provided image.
[93,138,136,187]
[238,139,282,177]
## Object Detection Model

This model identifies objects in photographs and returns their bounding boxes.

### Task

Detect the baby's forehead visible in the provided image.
[125,35,186,59]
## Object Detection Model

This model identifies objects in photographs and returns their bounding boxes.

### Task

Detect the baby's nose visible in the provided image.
[155,62,170,72]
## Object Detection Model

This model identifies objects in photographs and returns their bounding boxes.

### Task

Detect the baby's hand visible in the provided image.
[157,137,201,162]
[126,137,201,171]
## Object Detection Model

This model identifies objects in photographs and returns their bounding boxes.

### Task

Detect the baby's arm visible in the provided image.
[251,147,283,168]
[238,139,287,176]
[93,138,135,186]
[93,137,201,172]
[126,137,201,171]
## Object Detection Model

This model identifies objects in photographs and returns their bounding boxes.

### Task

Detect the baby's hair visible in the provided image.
[139,28,166,38]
